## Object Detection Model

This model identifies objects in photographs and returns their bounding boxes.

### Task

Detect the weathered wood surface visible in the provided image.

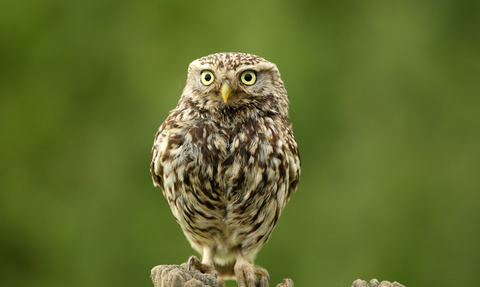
[150,263,405,287]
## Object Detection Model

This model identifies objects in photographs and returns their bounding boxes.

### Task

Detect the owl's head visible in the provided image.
[178,52,290,120]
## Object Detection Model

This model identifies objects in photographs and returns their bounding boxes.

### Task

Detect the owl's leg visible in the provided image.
[188,246,218,277]
[233,249,269,287]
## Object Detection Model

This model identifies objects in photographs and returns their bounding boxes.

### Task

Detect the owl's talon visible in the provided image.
[187,255,198,271]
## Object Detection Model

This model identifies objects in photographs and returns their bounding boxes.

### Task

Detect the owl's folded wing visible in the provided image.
[150,124,166,189]
[285,124,301,199]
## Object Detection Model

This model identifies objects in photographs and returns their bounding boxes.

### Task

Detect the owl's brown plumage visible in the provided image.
[150,52,300,287]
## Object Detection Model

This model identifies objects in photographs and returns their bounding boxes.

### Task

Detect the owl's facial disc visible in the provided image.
[220,82,233,103]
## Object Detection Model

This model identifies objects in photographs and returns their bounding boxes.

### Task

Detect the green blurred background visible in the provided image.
[1,1,479,286]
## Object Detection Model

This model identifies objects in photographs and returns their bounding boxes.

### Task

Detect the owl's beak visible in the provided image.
[220,82,233,103]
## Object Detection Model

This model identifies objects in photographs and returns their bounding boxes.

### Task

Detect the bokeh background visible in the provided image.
[1,1,479,286]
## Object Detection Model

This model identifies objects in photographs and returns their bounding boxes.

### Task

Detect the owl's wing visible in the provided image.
[286,125,301,197]
[150,123,167,189]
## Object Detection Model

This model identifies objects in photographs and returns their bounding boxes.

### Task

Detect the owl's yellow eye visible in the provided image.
[201,70,214,85]
[240,70,256,85]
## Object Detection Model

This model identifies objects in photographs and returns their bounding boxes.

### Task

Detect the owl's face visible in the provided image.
[179,53,290,119]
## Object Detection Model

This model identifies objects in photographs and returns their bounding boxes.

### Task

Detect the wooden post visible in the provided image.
[150,263,404,287]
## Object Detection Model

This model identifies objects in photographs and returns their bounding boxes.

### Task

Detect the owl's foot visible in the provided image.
[234,258,270,287]
[188,255,218,278]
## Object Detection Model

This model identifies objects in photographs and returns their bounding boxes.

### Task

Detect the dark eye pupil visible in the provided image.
[244,74,252,81]
[204,74,211,81]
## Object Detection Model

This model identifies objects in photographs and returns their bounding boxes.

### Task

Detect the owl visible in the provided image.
[150,52,301,287]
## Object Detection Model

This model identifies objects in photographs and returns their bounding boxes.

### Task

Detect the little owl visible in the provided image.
[150,52,301,287]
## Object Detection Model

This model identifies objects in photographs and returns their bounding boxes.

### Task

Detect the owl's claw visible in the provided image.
[187,256,197,271]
